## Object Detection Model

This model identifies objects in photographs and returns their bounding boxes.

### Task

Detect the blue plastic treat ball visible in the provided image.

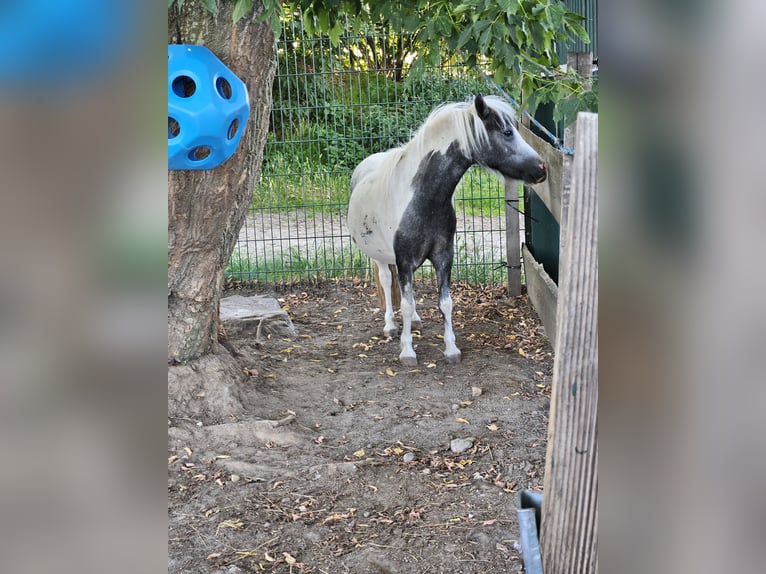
[168,45,250,170]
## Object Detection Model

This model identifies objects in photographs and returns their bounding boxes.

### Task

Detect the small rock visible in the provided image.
[230,474,240,482]
[471,386,483,397]
[403,452,416,463]
[451,403,459,411]
[450,438,474,454]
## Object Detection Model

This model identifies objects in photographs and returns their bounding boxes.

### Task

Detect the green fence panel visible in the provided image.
[229,19,510,288]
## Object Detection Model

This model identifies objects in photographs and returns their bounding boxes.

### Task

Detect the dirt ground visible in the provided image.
[168,281,553,573]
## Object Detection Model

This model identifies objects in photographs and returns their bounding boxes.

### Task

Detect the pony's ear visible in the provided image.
[474,94,490,119]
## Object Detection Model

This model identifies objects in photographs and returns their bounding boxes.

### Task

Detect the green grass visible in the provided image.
[256,158,516,219]
[226,241,509,286]
[256,153,351,212]
[226,245,370,284]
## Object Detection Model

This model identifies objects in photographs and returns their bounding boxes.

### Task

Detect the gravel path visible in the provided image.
[236,208,525,269]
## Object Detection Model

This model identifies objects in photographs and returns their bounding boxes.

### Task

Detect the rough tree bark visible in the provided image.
[168,2,276,362]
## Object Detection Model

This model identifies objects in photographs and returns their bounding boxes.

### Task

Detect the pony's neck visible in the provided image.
[409,140,473,203]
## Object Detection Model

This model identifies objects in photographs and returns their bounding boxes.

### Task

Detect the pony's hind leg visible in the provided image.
[397,269,418,366]
[374,259,398,338]
[411,300,422,331]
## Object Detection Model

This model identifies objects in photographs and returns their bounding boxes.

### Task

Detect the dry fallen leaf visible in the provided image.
[353,448,366,458]
[455,417,469,424]
[168,455,179,465]
[264,552,275,562]
[486,423,499,431]
[184,447,192,457]
[518,348,526,357]
[283,552,297,564]
[385,368,397,377]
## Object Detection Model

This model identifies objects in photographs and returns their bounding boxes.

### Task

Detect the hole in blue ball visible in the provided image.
[168,117,181,139]
[216,77,232,100]
[189,146,211,162]
[227,118,240,140]
[172,75,196,98]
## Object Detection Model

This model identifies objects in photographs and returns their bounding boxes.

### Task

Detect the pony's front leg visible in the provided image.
[374,259,398,338]
[438,292,461,364]
[435,257,461,364]
[398,278,418,366]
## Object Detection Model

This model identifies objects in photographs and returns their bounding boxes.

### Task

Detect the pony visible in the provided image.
[348,94,547,366]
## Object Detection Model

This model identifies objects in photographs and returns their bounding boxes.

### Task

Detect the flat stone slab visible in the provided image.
[220,294,296,339]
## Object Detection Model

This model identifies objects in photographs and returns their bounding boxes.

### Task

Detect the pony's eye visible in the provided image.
[503,129,513,138]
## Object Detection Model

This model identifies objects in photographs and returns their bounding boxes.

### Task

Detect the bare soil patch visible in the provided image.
[168,281,552,573]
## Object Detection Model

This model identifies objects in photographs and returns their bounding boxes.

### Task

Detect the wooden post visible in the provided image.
[505,180,522,297]
[540,112,598,573]
[560,52,593,263]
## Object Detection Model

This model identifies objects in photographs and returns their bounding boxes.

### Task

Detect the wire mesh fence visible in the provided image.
[228,18,520,289]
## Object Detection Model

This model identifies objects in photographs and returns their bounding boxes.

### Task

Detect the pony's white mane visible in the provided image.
[407,95,516,158]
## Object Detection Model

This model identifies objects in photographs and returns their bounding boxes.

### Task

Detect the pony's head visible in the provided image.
[470,94,547,185]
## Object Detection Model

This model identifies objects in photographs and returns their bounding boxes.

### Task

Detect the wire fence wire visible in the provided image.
[228,18,520,288]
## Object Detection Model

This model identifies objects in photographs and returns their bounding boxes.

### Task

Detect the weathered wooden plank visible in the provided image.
[522,244,558,345]
[540,112,598,574]
[505,180,522,297]
[519,124,565,224]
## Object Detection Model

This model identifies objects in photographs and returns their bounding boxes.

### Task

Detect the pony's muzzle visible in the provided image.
[534,161,547,183]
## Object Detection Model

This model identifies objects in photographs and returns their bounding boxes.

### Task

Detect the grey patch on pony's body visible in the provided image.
[393,141,468,275]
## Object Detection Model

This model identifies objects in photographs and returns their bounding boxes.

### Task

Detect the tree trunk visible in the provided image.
[167,2,276,362]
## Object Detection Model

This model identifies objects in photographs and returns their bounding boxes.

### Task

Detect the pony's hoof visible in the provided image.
[384,328,399,339]
[399,354,418,367]
[444,352,462,365]
[412,320,422,332]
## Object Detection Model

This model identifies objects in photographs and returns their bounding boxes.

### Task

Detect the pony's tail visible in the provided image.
[373,263,401,308]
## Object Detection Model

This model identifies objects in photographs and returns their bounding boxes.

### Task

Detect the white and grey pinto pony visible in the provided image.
[348,95,547,366]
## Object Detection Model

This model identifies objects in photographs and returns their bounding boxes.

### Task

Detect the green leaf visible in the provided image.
[232,0,253,23]
[565,21,591,44]
[270,12,282,37]
[404,14,420,32]
[528,22,545,52]
[494,64,507,87]
[199,0,218,15]
[317,9,330,32]
[453,4,472,16]
[457,24,475,49]
[473,19,491,33]
[328,20,343,46]
[435,12,453,36]
[302,10,314,36]
[498,0,517,16]
[478,24,492,54]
